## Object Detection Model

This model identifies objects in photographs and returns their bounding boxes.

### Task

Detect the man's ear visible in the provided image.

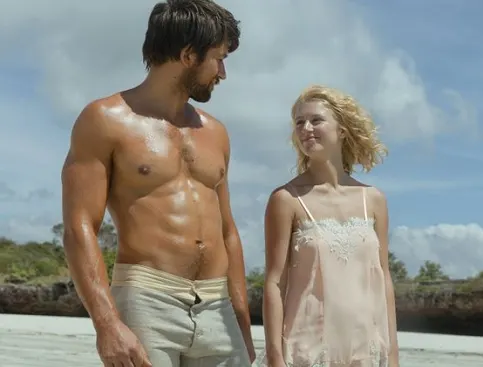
[180,46,198,68]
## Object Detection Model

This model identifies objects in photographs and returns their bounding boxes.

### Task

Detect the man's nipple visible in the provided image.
[138,164,151,175]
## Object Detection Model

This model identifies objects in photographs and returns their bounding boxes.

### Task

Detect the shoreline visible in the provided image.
[3,278,483,337]
[2,314,483,367]
[1,314,482,355]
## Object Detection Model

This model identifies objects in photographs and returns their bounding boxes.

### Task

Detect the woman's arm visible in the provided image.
[372,188,400,366]
[263,187,294,364]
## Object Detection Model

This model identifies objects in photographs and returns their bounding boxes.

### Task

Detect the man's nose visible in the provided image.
[218,60,226,80]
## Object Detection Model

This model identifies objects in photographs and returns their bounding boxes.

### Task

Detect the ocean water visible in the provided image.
[1,315,482,367]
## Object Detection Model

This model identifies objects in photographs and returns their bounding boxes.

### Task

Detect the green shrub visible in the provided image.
[103,249,117,282]
[5,262,38,282]
[247,268,265,290]
[33,258,62,277]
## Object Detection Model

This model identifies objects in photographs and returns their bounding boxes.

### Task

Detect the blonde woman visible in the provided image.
[260,85,399,366]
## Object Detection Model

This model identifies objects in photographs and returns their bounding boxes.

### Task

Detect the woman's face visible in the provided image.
[293,100,342,160]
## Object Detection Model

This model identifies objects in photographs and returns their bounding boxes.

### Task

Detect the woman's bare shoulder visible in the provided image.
[268,182,295,203]
[357,182,387,209]
[266,177,307,213]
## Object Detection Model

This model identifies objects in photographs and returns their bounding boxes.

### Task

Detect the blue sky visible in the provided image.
[1,0,482,278]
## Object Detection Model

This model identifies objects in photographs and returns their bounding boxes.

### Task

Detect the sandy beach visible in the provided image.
[1,314,482,366]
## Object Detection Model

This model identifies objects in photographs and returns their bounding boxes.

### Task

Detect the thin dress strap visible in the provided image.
[288,184,317,223]
[362,187,368,221]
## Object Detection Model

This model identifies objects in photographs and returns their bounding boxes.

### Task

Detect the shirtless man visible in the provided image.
[61,1,255,366]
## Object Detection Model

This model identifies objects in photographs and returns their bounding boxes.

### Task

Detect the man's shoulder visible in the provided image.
[74,94,123,131]
[193,107,231,157]
[194,107,227,132]
[79,93,123,120]
[70,93,124,144]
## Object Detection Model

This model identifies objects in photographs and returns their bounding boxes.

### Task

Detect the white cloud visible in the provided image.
[236,217,483,279]
[0,0,475,146]
[0,0,477,195]
[390,223,483,279]
[229,159,293,186]
[229,160,274,185]
[237,218,266,270]
[1,216,57,244]
[361,175,483,194]
[0,96,58,164]
[442,89,479,138]
[0,182,15,201]
[0,0,480,280]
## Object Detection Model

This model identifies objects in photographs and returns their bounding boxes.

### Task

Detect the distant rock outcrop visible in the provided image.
[0,279,87,317]
[247,280,483,336]
[392,280,483,336]
[1,279,483,336]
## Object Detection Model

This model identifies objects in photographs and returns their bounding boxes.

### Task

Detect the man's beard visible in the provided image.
[182,67,216,103]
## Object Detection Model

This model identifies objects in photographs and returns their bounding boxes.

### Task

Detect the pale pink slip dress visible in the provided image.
[257,187,390,367]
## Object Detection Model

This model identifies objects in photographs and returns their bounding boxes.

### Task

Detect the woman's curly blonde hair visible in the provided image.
[291,85,388,174]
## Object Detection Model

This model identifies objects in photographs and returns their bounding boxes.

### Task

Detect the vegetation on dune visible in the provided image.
[246,251,483,295]
[0,221,117,285]
[2,221,483,335]
[1,220,483,297]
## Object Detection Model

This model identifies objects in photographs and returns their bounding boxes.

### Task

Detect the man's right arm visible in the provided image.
[61,101,118,331]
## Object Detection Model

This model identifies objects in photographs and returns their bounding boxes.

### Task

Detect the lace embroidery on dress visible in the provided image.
[293,217,376,261]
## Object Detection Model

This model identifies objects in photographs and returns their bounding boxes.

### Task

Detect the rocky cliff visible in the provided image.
[1,279,483,336]
[0,279,87,317]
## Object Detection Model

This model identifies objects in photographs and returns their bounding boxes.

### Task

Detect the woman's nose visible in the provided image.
[303,120,313,131]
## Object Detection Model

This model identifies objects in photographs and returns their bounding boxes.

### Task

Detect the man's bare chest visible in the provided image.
[112,120,226,190]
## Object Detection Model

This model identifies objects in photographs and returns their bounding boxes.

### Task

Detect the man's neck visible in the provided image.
[133,65,189,121]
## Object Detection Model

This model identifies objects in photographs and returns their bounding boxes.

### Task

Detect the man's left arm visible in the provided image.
[215,123,255,362]
[372,188,399,367]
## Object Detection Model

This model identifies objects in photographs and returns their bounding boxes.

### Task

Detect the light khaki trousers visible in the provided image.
[111,264,251,367]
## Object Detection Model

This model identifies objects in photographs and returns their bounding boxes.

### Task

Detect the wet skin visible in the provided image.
[102,98,230,280]
[61,92,251,338]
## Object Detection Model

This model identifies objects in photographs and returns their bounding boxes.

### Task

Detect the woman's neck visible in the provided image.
[306,158,350,187]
